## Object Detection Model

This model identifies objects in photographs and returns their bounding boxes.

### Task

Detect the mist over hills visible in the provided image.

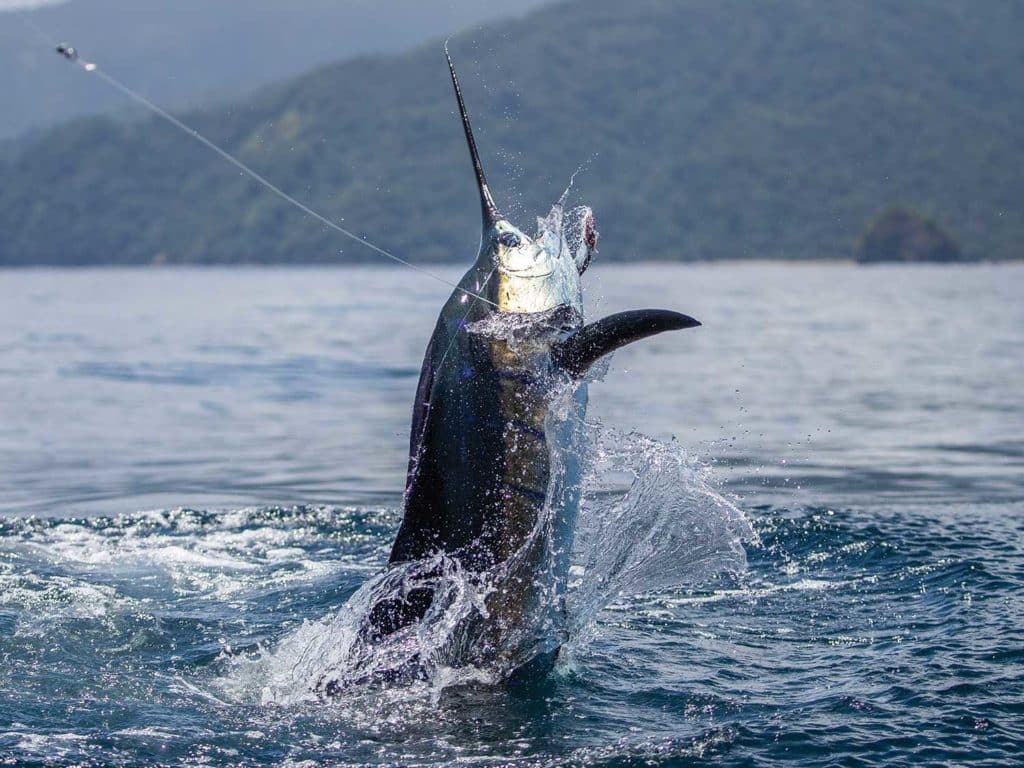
[1,0,1021,266]
[0,0,547,139]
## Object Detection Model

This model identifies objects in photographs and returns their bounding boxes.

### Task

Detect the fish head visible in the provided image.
[479,201,598,314]
[446,47,599,317]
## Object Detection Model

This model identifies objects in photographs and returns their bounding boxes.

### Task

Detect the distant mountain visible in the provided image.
[1,0,1021,265]
[0,0,549,139]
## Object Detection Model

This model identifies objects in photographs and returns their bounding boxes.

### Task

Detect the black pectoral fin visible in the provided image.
[553,309,700,377]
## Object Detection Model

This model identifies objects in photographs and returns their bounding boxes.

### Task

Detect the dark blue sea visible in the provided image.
[1,263,1021,766]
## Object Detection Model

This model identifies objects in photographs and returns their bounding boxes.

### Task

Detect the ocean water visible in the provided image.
[0,263,1021,766]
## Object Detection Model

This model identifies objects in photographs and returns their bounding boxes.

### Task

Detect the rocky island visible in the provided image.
[856,208,968,264]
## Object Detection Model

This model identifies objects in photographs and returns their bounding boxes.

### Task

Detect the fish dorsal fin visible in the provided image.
[445,45,501,231]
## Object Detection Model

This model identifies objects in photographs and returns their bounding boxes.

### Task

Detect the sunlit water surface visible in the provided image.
[1,264,1022,766]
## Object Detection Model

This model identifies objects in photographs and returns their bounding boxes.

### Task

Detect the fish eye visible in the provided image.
[496,232,521,249]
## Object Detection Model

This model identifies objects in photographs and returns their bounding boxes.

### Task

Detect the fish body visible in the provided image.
[328,50,699,687]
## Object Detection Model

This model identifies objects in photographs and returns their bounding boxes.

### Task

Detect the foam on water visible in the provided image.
[1,478,1021,765]
[1,508,369,606]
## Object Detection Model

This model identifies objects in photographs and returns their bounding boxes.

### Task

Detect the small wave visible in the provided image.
[0,571,139,634]
[62,358,418,388]
[640,577,838,609]
[0,506,395,633]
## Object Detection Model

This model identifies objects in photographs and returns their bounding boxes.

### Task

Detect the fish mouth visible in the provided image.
[498,265,553,278]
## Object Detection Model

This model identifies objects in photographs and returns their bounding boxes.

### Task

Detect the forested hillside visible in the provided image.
[1,0,1021,265]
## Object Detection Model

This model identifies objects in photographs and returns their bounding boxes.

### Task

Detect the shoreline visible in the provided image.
[2,258,1021,271]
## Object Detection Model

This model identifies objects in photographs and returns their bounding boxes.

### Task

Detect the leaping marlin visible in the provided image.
[320,50,699,692]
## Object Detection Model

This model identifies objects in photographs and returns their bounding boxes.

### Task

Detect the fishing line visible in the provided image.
[20,17,499,308]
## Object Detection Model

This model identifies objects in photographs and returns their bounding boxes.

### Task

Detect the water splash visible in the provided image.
[567,426,756,647]
[230,413,753,704]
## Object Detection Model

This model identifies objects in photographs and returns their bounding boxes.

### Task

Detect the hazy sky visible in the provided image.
[0,0,550,138]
